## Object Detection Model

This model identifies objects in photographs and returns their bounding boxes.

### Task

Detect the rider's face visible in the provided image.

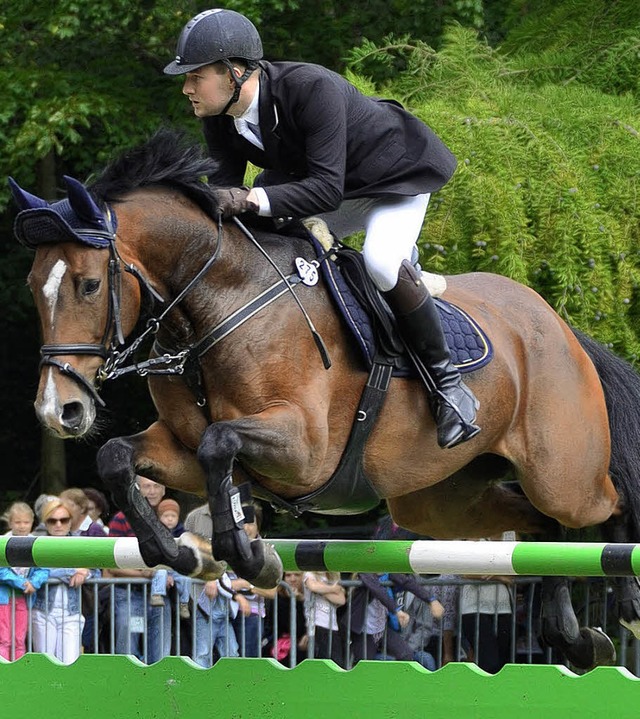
[182,64,236,117]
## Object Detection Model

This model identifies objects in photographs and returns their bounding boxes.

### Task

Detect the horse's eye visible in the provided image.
[81,279,101,296]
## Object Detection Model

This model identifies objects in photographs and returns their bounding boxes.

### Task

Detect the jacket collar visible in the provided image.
[258,65,281,156]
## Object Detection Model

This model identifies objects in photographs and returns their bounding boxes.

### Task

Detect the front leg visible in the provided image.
[197,422,284,588]
[97,420,226,579]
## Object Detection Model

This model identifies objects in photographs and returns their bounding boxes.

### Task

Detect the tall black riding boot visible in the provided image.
[384,260,481,449]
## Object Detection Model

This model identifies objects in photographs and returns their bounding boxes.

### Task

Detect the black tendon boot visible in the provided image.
[385,260,481,449]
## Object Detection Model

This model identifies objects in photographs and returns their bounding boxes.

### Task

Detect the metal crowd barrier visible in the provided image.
[1,575,638,673]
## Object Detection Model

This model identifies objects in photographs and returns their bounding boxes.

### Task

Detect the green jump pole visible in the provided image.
[2,536,640,576]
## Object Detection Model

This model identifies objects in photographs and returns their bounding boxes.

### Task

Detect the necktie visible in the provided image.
[246,121,262,143]
[239,120,263,149]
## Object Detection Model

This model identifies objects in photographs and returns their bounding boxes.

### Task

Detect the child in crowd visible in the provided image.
[150,499,192,618]
[303,571,345,666]
[0,502,49,659]
[193,572,240,667]
[266,571,308,667]
[230,503,278,657]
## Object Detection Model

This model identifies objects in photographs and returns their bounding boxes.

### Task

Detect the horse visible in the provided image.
[10,129,640,670]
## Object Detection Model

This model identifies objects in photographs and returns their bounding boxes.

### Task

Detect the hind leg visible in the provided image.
[538,525,616,670]
[97,421,226,579]
[539,575,615,669]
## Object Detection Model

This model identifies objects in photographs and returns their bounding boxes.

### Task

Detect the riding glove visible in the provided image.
[213,187,258,218]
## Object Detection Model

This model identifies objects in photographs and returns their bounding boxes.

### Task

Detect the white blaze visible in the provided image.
[40,366,61,423]
[42,259,67,327]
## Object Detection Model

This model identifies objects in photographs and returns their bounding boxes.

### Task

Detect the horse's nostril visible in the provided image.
[61,401,85,430]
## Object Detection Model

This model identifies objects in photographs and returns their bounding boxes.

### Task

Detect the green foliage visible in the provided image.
[347,24,640,357]
[500,0,640,96]
[0,1,202,210]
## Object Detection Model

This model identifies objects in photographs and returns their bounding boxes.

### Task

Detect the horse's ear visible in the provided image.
[7,177,50,211]
[63,175,105,226]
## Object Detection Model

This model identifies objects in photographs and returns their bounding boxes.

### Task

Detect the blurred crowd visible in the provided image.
[0,483,561,671]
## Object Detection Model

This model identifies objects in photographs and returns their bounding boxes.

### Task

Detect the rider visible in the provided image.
[163,8,480,449]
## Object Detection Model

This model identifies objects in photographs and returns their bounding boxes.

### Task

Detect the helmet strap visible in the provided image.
[220,59,257,115]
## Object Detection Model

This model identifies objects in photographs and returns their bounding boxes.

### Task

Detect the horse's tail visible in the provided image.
[573,328,640,536]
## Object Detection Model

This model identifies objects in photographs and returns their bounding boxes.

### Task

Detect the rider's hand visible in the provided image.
[213,187,258,218]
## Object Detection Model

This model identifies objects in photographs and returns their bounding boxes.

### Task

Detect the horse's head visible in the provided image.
[9,176,141,438]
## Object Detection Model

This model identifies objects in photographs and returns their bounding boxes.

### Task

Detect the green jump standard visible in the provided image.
[0,656,639,719]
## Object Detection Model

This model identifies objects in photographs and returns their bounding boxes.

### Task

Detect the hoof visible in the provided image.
[620,617,640,640]
[233,539,283,589]
[177,532,227,580]
[570,627,616,670]
[248,541,284,589]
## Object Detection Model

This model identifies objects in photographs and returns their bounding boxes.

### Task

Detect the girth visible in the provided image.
[249,358,391,517]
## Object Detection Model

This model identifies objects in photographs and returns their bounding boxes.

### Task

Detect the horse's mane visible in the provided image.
[88,128,221,217]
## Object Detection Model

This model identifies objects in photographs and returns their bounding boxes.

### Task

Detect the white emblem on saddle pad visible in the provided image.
[295,257,319,286]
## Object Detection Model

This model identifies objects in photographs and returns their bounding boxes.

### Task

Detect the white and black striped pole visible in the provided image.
[1,536,640,576]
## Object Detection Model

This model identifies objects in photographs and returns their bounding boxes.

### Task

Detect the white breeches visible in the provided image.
[317,193,430,292]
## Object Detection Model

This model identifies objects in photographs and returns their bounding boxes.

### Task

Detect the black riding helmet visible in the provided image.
[164,9,263,113]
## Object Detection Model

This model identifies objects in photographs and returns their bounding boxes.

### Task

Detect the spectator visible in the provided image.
[341,572,443,668]
[183,500,277,657]
[458,574,514,673]
[398,582,446,670]
[230,505,277,657]
[183,501,211,539]
[58,488,104,654]
[83,488,110,533]
[424,575,459,666]
[32,494,58,536]
[156,498,186,538]
[2,501,34,537]
[193,573,240,667]
[455,535,516,673]
[0,502,49,660]
[104,476,171,663]
[303,571,345,667]
[60,488,105,537]
[31,499,94,664]
[265,571,307,667]
[150,498,191,619]
[183,502,240,666]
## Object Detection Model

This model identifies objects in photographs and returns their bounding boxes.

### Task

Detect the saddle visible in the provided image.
[305,234,493,377]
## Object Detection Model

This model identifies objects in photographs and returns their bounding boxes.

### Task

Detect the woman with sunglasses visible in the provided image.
[31,499,95,664]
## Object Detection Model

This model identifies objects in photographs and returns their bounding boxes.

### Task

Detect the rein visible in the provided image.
[48,210,332,408]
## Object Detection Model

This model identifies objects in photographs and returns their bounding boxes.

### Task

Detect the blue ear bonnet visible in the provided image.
[8,176,117,250]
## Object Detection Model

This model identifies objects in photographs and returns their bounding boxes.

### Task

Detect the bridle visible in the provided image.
[40,209,332,409]
[39,221,125,408]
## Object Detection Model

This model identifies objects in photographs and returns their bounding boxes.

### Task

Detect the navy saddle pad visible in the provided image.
[307,237,493,377]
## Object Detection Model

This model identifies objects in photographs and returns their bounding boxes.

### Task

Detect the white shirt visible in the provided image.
[303,572,339,632]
